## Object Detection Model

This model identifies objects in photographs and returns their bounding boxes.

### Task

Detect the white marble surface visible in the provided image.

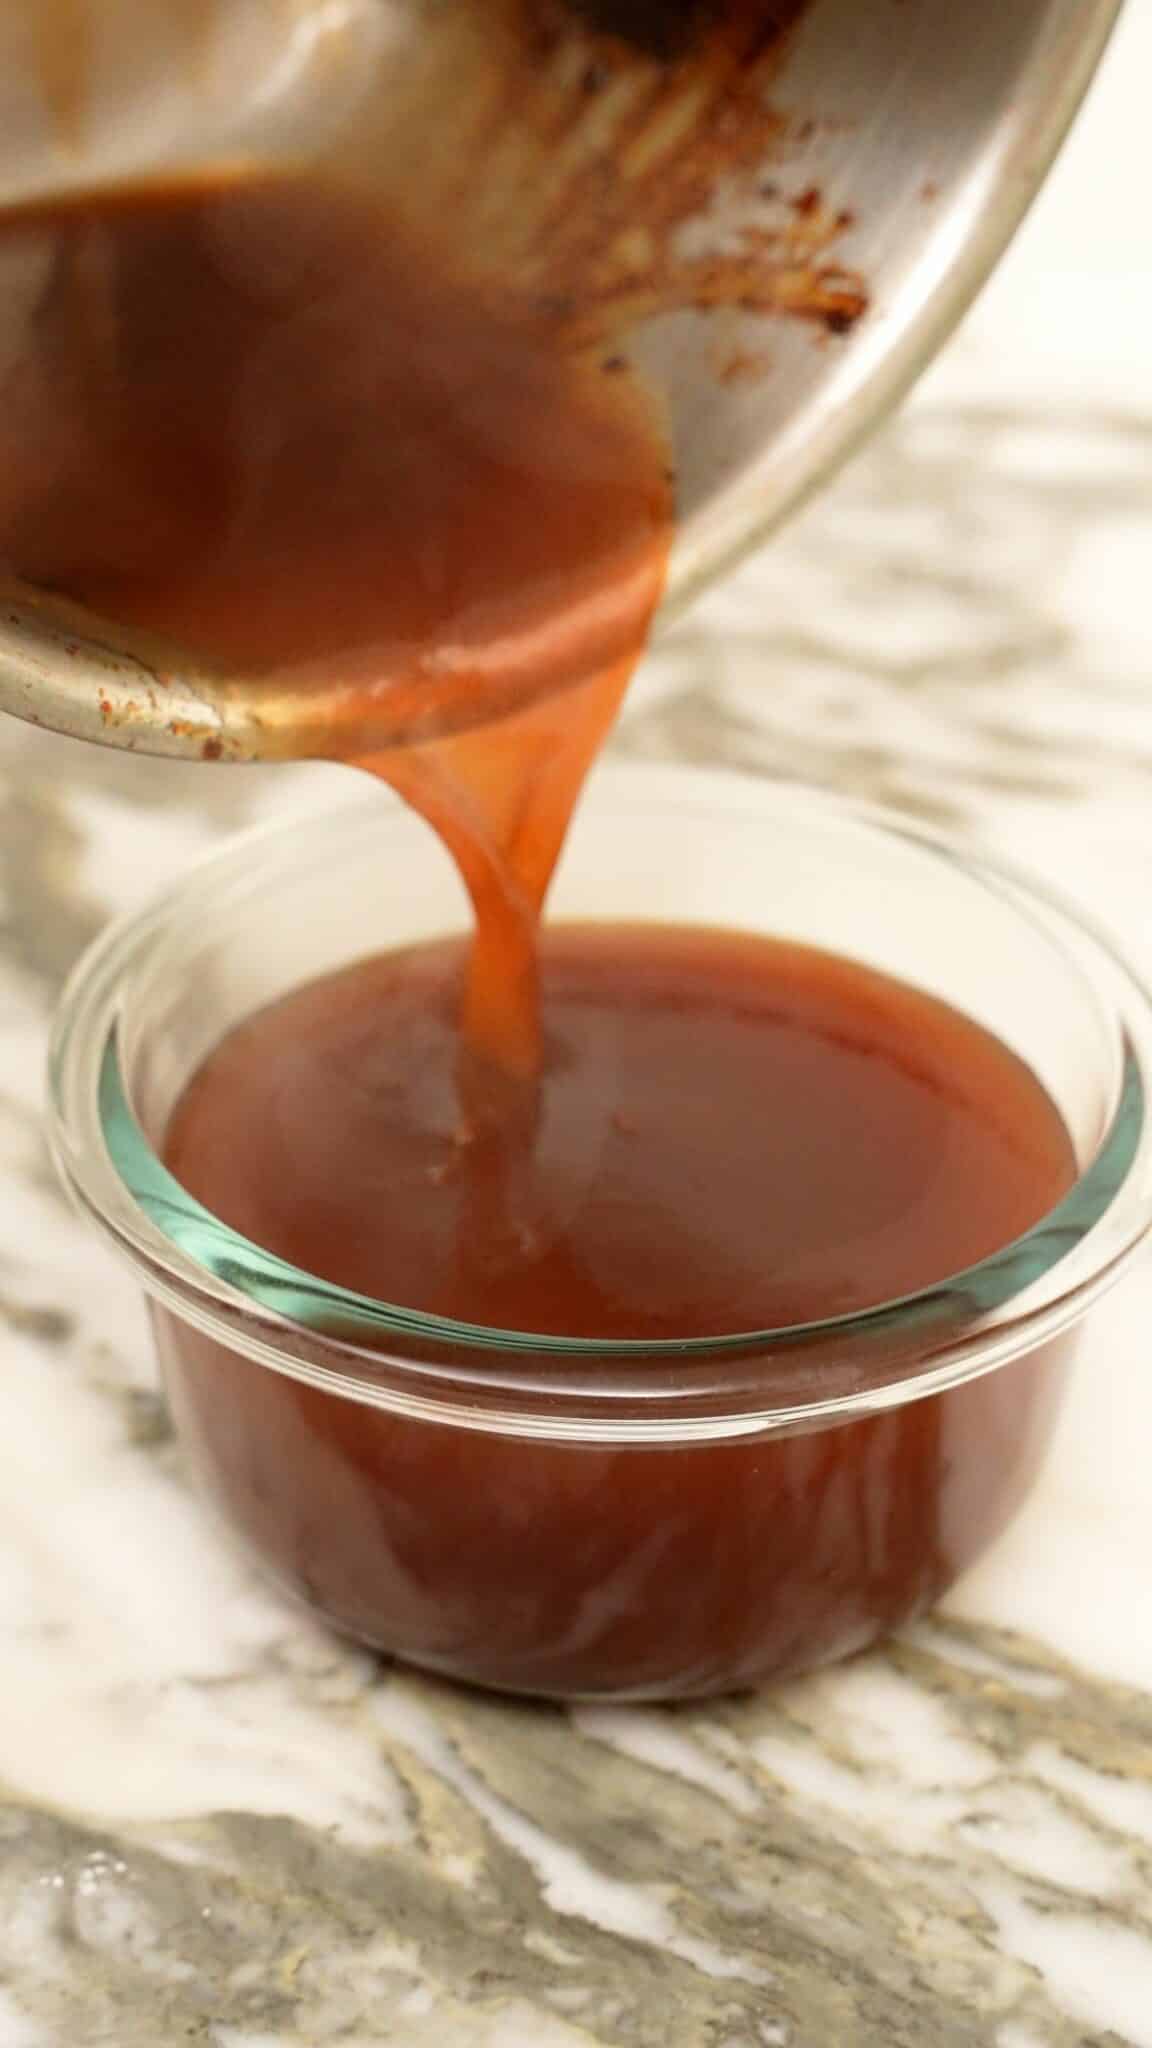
[0,9,1151,2044]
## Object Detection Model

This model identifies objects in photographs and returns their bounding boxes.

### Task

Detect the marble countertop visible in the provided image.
[2,12,1152,2046]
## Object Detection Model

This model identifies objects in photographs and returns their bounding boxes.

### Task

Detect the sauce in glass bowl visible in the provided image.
[153,917,1077,1698]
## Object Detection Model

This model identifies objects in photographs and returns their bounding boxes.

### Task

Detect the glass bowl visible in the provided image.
[47,763,1152,1700]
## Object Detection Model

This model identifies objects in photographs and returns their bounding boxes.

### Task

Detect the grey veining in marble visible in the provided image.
[0,1621,1150,2047]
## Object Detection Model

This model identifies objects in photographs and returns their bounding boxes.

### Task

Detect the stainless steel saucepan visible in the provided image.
[0,0,1121,758]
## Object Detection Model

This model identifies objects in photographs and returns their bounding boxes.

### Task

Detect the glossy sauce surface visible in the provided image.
[166,925,1076,1338]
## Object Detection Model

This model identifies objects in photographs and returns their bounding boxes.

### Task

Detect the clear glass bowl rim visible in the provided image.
[46,764,1152,1444]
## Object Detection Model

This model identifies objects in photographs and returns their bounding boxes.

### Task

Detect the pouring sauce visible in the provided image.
[2,168,1075,1695]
